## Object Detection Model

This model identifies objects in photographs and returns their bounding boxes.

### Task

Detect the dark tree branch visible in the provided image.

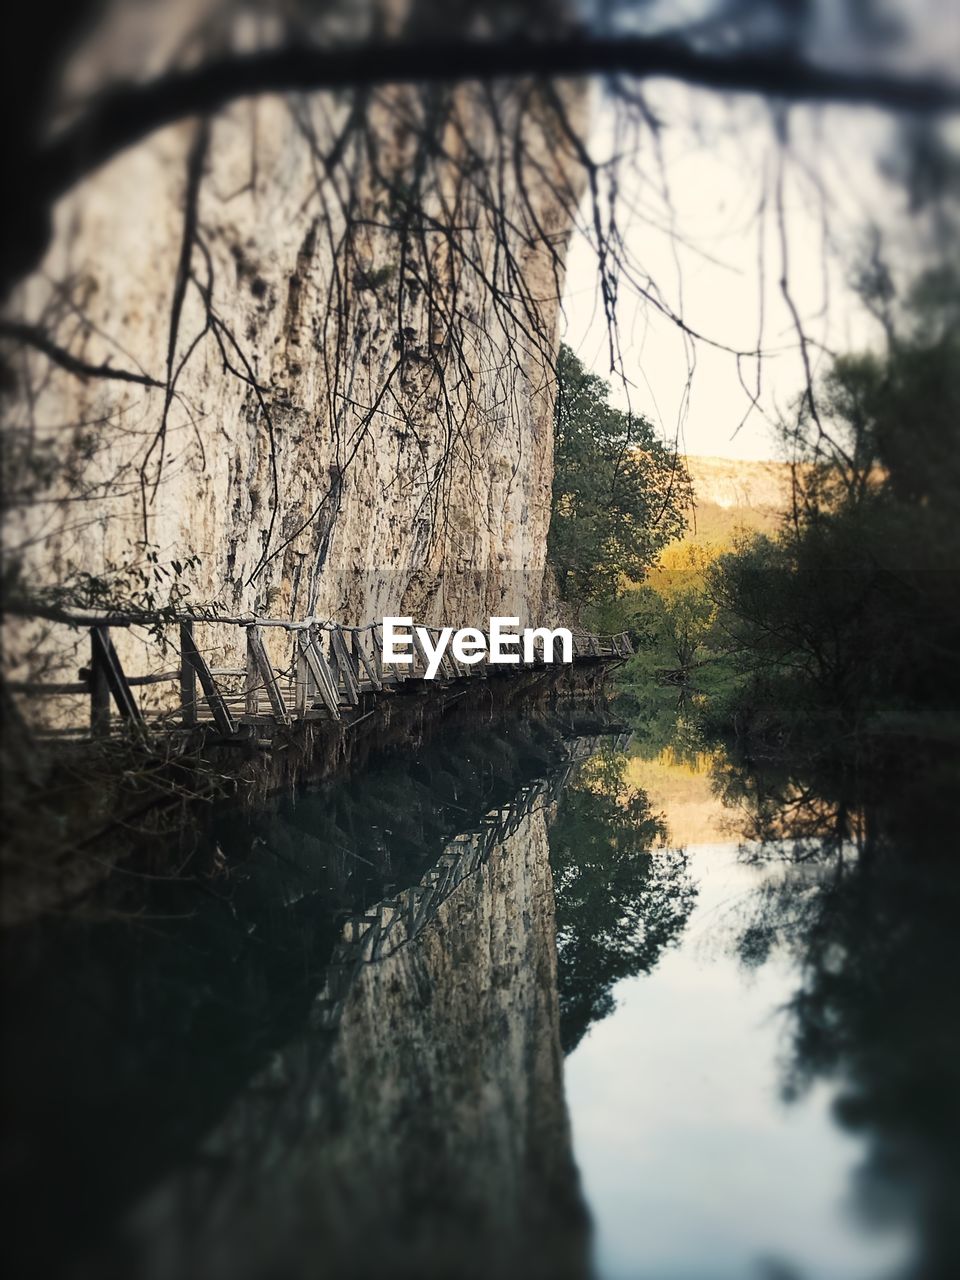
[37,35,960,202]
[0,320,163,387]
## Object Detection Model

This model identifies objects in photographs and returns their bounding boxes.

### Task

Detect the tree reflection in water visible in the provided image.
[547,745,696,1052]
[712,746,960,1280]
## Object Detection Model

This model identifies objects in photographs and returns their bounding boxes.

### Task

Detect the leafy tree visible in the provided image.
[548,345,691,612]
[641,547,723,675]
[607,546,740,757]
[703,259,960,783]
[692,242,960,1280]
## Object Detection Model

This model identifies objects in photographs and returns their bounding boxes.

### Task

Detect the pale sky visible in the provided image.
[560,85,908,461]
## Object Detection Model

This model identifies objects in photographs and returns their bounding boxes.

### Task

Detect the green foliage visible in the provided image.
[5,545,202,651]
[548,747,695,1051]
[703,266,960,786]
[607,547,740,757]
[548,345,691,610]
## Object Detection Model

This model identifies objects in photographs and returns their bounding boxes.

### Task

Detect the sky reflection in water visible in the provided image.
[566,832,913,1280]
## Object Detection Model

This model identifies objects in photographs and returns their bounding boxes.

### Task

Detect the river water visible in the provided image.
[2,716,957,1279]
[567,840,911,1280]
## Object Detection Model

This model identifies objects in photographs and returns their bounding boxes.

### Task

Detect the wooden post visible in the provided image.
[331,627,360,705]
[441,631,465,678]
[246,626,289,723]
[179,620,198,727]
[325,628,341,690]
[181,624,237,736]
[295,632,314,716]
[90,628,111,737]
[245,628,259,717]
[301,631,341,719]
[352,629,382,691]
[90,627,143,731]
[370,624,384,684]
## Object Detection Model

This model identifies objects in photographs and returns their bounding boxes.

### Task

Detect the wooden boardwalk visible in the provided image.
[8,613,633,742]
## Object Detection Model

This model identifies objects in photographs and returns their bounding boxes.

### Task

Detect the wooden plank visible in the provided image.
[246,626,289,724]
[181,625,237,736]
[91,627,144,726]
[36,725,100,740]
[14,669,179,696]
[179,621,197,727]
[8,680,89,696]
[330,627,360,705]
[129,669,180,687]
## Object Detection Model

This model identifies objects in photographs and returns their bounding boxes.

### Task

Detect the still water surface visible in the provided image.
[2,721,956,1279]
[567,838,911,1280]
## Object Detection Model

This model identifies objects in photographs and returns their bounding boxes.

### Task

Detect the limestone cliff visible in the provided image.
[684,454,793,513]
[3,1,586,686]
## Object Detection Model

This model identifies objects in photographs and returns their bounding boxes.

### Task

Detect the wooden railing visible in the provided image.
[6,613,633,741]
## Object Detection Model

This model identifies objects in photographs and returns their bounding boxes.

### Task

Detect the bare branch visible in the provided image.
[37,36,960,204]
[0,320,163,388]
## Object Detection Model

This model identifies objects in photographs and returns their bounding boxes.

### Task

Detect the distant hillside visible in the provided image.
[677,455,792,549]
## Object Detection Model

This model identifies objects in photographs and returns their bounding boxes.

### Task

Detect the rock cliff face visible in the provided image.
[683,455,793,513]
[675,454,793,548]
[4,1,586,683]
[129,806,588,1280]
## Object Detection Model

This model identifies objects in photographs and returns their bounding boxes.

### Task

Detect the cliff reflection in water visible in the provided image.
[1,717,686,1280]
